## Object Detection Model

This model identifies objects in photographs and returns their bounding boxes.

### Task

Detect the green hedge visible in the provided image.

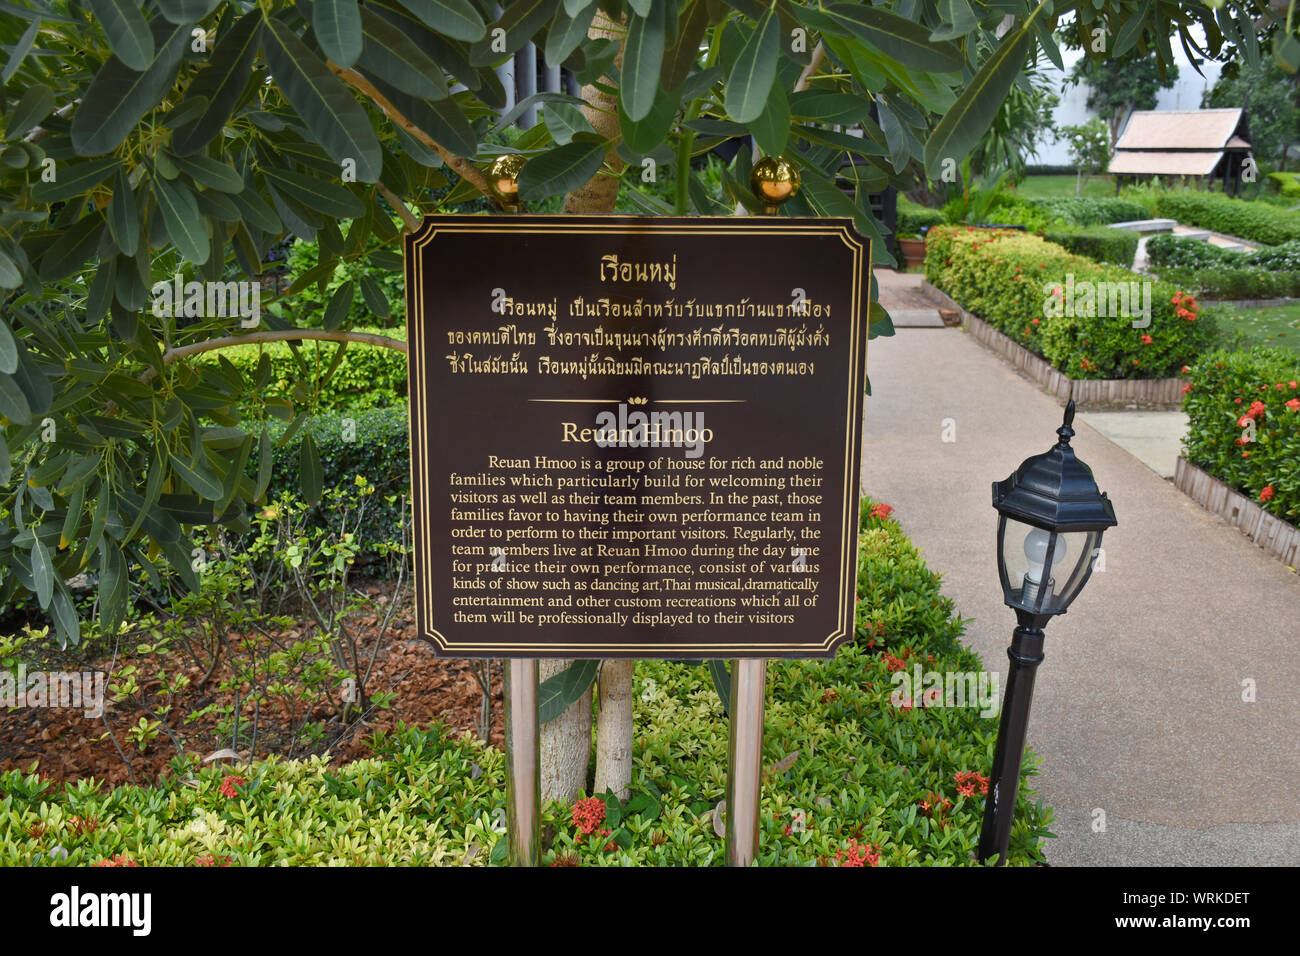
[1183,348,1300,522]
[1266,171,1300,198]
[1154,192,1300,245]
[0,501,1054,866]
[1147,236,1300,299]
[1041,225,1139,266]
[264,406,410,551]
[199,327,408,411]
[1024,197,1148,226]
[925,226,1217,378]
[896,199,946,236]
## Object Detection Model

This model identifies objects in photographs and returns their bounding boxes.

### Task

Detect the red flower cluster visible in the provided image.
[571,797,605,835]
[954,770,990,797]
[918,791,953,828]
[1260,485,1276,503]
[882,652,908,673]
[196,855,233,867]
[92,854,138,868]
[1171,291,1198,321]
[834,841,881,867]
[1140,334,1153,345]
[1287,398,1300,412]
[218,775,247,799]
[869,502,894,521]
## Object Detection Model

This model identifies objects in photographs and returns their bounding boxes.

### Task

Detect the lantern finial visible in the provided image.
[1057,399,1076,446]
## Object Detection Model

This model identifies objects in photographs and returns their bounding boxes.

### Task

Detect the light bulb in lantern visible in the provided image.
[1022,527,1064,604]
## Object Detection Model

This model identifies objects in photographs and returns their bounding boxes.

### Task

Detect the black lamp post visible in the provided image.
[979,400,1117,864]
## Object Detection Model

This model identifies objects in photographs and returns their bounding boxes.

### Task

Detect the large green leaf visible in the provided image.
[621,3,668,122]
[153,174,210,264]
[0,319,16,374]
[544,2,596,67]
[314,0,363,67]
[724,4,779,124]
[1,18,38,84]
[924,3,1043,177]
[30,156,122,203]
[106,166,139,257]
[469,0,559,65]
[155,0,221,24]
[397,0,487,42]
[517,140,605,201]
[618,83,679,155]
[171,13,262,155]
[788,89,872,125]
[70,17,192,156]
[262,14,382,182]
[300,431,323,505]
[50,584,81,648]
[0,373,32,425]
[539,660,599,724]
[3,83,55,140]
[748,77,789,158]
[170,152,245,193]
[38,211,105,281]
[357,7,449,101]
[88,0,154,72]
[661,0,708,91]
[802,4,964,74]
[261,167,365,219]
[97,541,128,632]
[31,539,54,609]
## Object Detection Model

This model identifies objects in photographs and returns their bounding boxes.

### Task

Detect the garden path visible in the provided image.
[860,323,1300,866]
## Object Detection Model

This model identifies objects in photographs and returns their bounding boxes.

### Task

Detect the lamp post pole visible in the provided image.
[978,619,1045,865]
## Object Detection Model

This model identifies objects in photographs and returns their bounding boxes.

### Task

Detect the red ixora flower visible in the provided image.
[92,854,138,868]
[1181,384,1192,394]
[1260,485,1276,503]
[1290,381,1298,389]
[1248,401,1267,418]
[869,502,894,521]
[218,775,247,799]
[571,796,606,835]
[1140,334,1153,345]
[955,770,990,796]
[196,854,233,867]
[1180,365,1191,374]
[834,841,881,867]
[1286,398,1300,411]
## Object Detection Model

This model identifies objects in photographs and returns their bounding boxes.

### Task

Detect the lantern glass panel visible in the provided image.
[998,517,1101,615]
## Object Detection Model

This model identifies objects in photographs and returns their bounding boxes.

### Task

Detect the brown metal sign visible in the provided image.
[405,215,870,658]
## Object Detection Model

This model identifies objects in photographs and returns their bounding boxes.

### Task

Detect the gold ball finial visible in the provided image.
[749,156,800,214]
[487,154,527,208]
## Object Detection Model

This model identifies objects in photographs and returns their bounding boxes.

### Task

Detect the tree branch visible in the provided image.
[377,180,419,233]
[330,63,492,203]
[151,329,406,378]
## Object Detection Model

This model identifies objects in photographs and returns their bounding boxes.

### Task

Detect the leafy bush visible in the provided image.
[1025,197,1148,226]
[287,235,407,329]
[925,226,1217,378]
[1147,236,1300,299]
[1266,171,1300,198]
[1182,347,1300,522]
[1154,192,1300,245]
[0,503,1054,866]
[199,328,408,412]
[265,407,410,553]
[1042,225,1138,266]
[897,199,946,237]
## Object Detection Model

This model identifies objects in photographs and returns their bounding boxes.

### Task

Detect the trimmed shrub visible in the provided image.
[0,502,1055,866]
[1147,236,1300,299]
[896,199,945,236]
[199,327,408,411]
[265,406,410,552]
[1042,225,1139,267]
[925,225,1217,378]
[1183,347,1300,522]
[1025,197,1148,226]
[1266,171,1300,198]
[1154,192,1300,245]
[1145,234,1239,270]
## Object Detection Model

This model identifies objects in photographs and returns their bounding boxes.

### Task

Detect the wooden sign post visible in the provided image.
[405,213,870,865]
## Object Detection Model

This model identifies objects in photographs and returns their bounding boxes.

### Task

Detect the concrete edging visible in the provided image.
[1173,457,1300,568]
[918,280,1185,408]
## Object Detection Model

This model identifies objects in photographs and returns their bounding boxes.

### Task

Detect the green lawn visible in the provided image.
[1212,302,1300,354]
[1011,174,1117,199]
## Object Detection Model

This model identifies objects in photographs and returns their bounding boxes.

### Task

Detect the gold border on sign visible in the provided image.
[404,217,870,657]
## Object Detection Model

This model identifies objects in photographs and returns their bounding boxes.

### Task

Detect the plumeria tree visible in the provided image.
[0,0,1266,802]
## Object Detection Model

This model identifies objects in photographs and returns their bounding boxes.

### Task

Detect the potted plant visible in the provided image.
[897,231,927,269]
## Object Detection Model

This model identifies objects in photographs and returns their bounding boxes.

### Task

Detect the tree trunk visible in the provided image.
[593,660,633,798]
[538,658,592,805]
[540,9,629,804]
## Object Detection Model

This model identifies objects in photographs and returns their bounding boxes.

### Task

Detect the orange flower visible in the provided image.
[1260,485,1275,503]
[1140,334,1153,345]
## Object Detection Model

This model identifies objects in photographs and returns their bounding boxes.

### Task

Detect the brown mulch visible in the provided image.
[0,583,505,789]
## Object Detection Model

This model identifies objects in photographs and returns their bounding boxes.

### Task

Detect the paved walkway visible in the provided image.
[860,325,1300,866]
